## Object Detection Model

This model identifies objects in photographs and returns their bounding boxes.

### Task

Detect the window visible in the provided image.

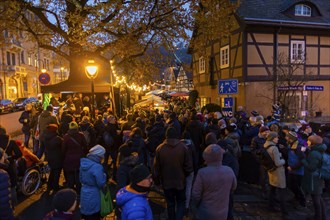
[28,54,32,65]
[295,4,311,17]
[6,52,11,65]
[12,53,16,65]
[220,45,229,68]
[21,51,25,64]
[291,40,305,62]
[199,57,205,73]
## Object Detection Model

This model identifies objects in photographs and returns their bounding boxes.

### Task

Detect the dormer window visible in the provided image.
[295,4,311,17]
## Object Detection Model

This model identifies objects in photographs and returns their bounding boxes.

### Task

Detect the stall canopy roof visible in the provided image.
[41,63,111,93]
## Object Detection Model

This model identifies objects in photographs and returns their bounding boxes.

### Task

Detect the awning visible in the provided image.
[41,58,111,93]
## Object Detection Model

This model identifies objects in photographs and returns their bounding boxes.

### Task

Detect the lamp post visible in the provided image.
[85,60,98,121]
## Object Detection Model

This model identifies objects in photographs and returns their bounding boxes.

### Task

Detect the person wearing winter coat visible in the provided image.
[18,103,35,148]
[15,140,40,168]
[44,124,63,193]
[286,131,306,208]
[80,145,107,219]
[43,188,77,220]
[185,114,204,166]
[79,116,97,149]
[0,126,22,206]
[116,164,153,220]
[264,132,288,218]
[298,135,326,220]
[0,148,15,220]
[153,127,193,220]
[37,105,59,158]
[62,122,87,193]
[192,144,237,220]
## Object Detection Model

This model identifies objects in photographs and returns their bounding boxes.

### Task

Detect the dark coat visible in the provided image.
[19,110,34,134]
[62,129,87,172]
[186,119,204,153]
[146,122,165,154]
[0,168,15,220]
[59,113,74,136]
[44,130,63,169]
[79,121,96,148]
[301,143,327,195]
[153,138,193,190]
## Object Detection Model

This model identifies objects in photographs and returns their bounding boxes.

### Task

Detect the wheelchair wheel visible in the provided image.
[21,169,41,196]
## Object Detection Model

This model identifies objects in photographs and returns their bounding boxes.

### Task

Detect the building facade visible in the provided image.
[0,13,56,100]
[190,0,330,118]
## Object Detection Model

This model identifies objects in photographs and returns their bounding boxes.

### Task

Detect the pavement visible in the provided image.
[11,133,330,220]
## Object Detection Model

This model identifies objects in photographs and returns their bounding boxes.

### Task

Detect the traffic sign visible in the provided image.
[218,79,238,95]
[39,73,50,85]
[224,97,234,107]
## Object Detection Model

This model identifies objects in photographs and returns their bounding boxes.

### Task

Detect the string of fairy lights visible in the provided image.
[110,61,150,93]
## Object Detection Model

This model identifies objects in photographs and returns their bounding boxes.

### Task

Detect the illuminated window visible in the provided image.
[220,45,230,68]
[295,4,311,17]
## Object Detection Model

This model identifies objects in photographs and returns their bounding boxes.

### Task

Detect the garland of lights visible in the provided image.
[111,62,150,92]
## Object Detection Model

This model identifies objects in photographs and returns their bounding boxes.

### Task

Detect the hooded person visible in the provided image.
[79,145,107,219]
[43,188,77,220]
[192,144,237,220]
[299,135,327,220]
[116,164,153,220]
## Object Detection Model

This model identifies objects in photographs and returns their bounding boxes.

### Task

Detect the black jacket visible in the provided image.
[44,130,63,169]
[0,168,14,220]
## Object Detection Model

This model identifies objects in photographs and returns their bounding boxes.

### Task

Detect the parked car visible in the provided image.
[13,97,39,111]
[0,99,14,114]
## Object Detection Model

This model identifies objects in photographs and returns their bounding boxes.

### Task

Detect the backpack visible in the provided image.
[82,129,91,146]
[259,146,277,172]
[315,153,330,180]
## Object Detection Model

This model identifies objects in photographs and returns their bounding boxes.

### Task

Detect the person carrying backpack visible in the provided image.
[264,132,288,218]
[79,116,96,149]
[297,135,327,220]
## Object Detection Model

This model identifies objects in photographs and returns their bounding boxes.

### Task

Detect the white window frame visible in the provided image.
[295,4,311,17]
[199,56,205,73]
[291,40,305,63]
[220,45,230,69]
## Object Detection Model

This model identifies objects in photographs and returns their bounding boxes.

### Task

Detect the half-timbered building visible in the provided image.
[190,0,330,117]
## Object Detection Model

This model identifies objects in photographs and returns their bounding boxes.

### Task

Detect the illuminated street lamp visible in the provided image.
[85,60,98,120]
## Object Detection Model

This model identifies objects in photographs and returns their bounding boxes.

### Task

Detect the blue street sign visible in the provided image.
[277,86,303,91]
[304,85,324,91]
[39,73,50,85]
[218,79,238,95]
[221,107,234,117]
[224,97,234,107]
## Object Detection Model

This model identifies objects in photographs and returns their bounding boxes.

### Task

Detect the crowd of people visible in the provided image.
[0,93,329,220]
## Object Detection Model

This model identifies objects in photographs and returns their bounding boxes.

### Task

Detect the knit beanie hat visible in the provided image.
[266,132,278,141]
[286,131,298,141]
[251,110,259,117]
[218,119,227,130]
[203,144,224,164]
[166,127,179,139]
[308,135,323,145]
[87,145,106,158]
[69,121,78,130]
[226,123,237,133]
[47,124,58,132]
[53,188,77,212]
[205,132,218,145]
[130,164,151,184]
[259,126,270,133]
